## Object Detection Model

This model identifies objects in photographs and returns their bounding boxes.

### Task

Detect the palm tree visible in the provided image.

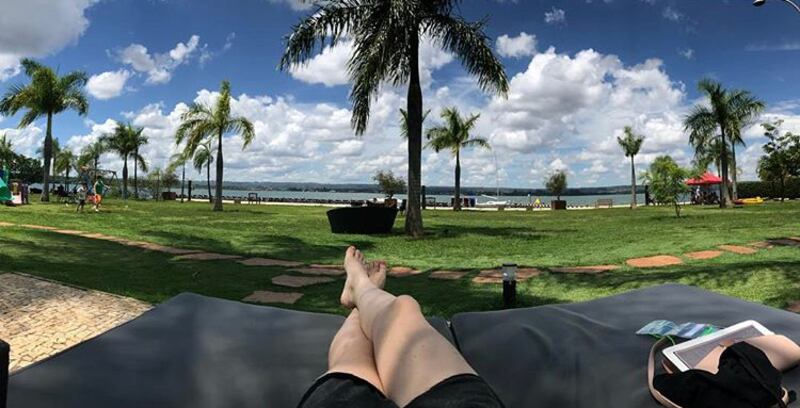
[168,151,188,202]
[399,108,431,139]
[617,126,645,209]
[37,138,62,180]
[280,0,508,237]
[0,134,14,169]
[0,59,88,201]
[728,127,747,201]
[79,140,105,172]
[100,122,142,200]
[425,107,489,211]
[54,149,77,191]
[684,79,764,208]
[131,127,150,199]
[192,140,215,203]
[176,80,254,211]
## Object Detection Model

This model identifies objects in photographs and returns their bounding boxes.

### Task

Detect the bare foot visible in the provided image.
[341,246,370,308]
[366,260,387,289]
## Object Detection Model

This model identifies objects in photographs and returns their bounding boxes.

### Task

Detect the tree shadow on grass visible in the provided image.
[422,224,578,240]
[550,259,800,309]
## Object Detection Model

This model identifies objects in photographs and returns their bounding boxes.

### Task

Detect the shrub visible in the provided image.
[373,170,406,198]
[546,170,568,200]
[643,155,690,217]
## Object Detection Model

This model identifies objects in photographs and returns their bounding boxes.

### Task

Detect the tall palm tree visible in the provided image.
[176,80,254,211]
[617,126,645,209]
[280,0,508,237]
[684,79,764,208]
[0,134,14,169]
[0,59,88,201]
[192,140,215,203]
[37,138,62,180]
[728,127,747,201]
[79,140,105,172]
[425,107,489,211]
[168,151,188,202]
[100,122,141,199]
[129,127,148,199]
[54,149,77,191]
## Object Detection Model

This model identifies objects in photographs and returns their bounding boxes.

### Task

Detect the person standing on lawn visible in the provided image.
[93,176,106,212]
[76,183,87,213]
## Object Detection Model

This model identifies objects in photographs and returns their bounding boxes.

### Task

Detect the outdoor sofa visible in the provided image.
[5,284,800,407]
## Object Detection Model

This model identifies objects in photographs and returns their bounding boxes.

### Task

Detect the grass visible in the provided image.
[1,199,799,316]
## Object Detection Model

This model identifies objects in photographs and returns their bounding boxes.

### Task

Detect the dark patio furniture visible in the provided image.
[326,206,398,234]
[6,285,800,408]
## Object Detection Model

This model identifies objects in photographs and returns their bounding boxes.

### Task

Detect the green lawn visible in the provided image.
[1,200,799,316]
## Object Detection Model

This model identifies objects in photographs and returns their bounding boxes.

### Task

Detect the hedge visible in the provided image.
[737,178,800,199]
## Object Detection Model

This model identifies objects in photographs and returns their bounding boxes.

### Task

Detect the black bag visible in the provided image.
[653,342,796,408]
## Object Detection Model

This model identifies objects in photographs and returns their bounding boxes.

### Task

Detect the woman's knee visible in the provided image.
[392,295,422,317]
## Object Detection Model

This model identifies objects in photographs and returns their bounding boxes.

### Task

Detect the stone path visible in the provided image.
[684,250,724,260]
[272,274,335,288]
[242,291,303,305]
[718,245,758,255]
[0,273,151,372]
[626,255,683,268]
[472,268,540,284]
[388,266,423,277]
[429,270,468,280]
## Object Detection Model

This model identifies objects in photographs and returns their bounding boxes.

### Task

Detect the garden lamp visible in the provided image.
[502,263,517,308]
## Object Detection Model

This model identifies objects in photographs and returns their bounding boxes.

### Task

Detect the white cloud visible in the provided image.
[544,8,566,25]
[0,124,43,157]
[0,0,97,81]
[745,42,800,52]
[662,6,683,22]
[678,48,694,60]
[496,33,537,58]
[117,35,201,85]
[86,70,132,100]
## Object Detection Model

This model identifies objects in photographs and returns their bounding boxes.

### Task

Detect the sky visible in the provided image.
[1,0,800,188]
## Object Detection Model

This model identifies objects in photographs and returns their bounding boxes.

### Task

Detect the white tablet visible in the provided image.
[662,320,773,372]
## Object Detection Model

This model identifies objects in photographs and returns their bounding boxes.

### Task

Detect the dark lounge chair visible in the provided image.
[5,284,800,408]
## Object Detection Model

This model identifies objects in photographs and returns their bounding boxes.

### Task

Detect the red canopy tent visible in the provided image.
[686,172,723,186]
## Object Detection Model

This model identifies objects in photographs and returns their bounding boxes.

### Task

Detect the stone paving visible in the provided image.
[242,291,303,305]
[0,273,151,372]
[272,274,335,288]
[174,252,242,261]
[684,250,724,260]
[429,270,468,280]
[626,255,683,268]
[718,245,758,255]
[388,266,423,277]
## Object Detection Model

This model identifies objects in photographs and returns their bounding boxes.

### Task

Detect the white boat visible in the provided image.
[476,195,509,208]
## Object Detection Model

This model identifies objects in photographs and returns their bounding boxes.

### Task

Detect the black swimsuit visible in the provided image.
[297,372,505,408]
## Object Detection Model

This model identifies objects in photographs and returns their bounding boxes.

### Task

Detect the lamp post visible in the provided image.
[753,0,800,14]
[502,263,517,308]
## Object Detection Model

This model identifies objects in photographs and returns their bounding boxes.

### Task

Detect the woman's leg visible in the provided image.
[341,247,475,407]
[325,309,385,394]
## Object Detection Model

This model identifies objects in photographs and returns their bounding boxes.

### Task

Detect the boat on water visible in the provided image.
[475,194,509,208]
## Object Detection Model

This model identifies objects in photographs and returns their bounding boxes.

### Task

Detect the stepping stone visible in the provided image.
[288,267,346,277]
[626,255,683,268]
[749,241,775,249]
[242,291,303,305]
[175,252,242,261]
[54,229,85,235]
[238,258,304,267]
[21,224,56,230]
[272,274,335,288]
[550,265,619,274]
[137,243,200,255]
[787,301,800,314]
[684,250,724,260]
[80,232,115,240]
[0,221,15,227]
[718,245,758,255]
[429,270,467,280]
[388,266,423,277]
[309,264,344,270]
[472,268,540,284]
[767,239,800,247]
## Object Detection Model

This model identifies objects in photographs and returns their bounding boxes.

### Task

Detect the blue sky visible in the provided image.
[1,0,799,188]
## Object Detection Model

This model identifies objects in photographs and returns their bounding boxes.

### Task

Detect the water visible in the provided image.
[217,189,647,206]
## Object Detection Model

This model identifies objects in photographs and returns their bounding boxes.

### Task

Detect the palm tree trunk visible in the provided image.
[630,155,637,209]
[41,112,53,202]
[134,148,139,199]
[454,148,462,211]
[731,145,738,201]
[207,161,212,203]
[719,129,732,208]
[213,131,224,211]
[64,169,69,192]
[180,163,185,203]
[122,156,128,200]
[404,29,424,237]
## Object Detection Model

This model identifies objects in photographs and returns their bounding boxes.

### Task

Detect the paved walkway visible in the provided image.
[0,273,151,372]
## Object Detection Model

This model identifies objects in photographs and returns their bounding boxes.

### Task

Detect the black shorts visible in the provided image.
[297,372,505,408]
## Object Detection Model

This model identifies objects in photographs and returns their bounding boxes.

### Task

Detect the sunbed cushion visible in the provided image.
[450,284,800,408]
[7,293,453,408]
